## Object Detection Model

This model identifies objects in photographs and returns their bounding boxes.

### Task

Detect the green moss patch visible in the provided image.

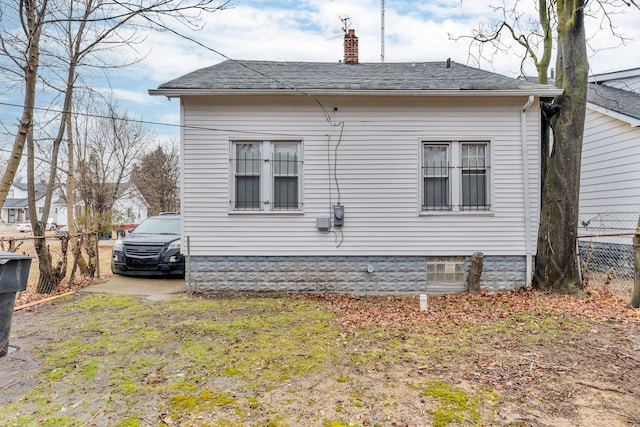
[420,381,496,427]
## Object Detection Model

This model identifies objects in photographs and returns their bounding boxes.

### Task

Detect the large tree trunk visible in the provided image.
[533,2,588,292]
[85,233,98,278]
[35,238,64,294]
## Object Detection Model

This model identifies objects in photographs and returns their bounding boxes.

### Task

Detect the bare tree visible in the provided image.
[533,0,589,292]
[131,142,180,215]
[457,0,639,292]
[455,0,554,84]
[75,101,152,276]
[1,0,228,292]
[0,0,49,211]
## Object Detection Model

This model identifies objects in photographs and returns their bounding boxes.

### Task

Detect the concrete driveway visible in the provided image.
[82,275,186,300]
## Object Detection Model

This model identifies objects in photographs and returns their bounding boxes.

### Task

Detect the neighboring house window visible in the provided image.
[230,141,303,212]
[421,141,490,212]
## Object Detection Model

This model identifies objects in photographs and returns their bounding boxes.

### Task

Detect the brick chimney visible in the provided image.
[343,29,358,64]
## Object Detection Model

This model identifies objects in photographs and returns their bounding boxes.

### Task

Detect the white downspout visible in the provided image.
[521,95,535,287]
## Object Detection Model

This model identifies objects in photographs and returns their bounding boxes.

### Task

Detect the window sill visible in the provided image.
[419,210,495,217]
[228,210,305,216]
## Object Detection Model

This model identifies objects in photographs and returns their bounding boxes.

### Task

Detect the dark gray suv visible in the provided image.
[111,213,184,277]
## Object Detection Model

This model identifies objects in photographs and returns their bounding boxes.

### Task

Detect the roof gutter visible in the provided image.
[149,88,564,99]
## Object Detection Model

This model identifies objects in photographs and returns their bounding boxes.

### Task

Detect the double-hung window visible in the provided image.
[230,140,302,212]
[460,144,488,210]
[422,145,450,210]
[421,141,490,212]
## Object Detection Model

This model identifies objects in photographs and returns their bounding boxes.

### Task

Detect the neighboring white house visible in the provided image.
[0,182,66,225]
[112,182,149,223]
[150,33,561,293]
[1,181,149,231]
[579,67,640,234]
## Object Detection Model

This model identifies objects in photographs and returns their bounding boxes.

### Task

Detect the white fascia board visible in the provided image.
[149,88,563,98]
[587,102,640,127]
[589,68,640,83]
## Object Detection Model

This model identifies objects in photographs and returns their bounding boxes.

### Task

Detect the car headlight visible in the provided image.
[168,239,181,250]
[114,239,123,251]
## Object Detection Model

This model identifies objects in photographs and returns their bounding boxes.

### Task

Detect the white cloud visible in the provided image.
[134,1,640,85]
[54,0,640,127]
[103,87,162,106]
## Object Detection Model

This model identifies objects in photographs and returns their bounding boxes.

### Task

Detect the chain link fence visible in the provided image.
[0,232,113,300]
[578,211,638,300]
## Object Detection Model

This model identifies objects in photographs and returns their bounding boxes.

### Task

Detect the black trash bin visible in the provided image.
[0,252,33,357]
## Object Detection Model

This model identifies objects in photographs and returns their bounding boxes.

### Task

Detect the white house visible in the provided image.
[0,182,65,225]
[63,182,150,230]
[2,181,149,231]
[579,67,640,233]
[150,33,561,293]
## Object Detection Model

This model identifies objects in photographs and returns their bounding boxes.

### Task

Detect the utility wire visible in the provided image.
[0,101,306,138]
[136,13,336,123]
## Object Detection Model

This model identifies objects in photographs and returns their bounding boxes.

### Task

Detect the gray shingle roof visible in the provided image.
[2,198,27,209]
[587,83,640,121]
[12,182,49,196]
[157,60,557,93]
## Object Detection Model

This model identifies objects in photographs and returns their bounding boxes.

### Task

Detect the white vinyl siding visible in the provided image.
[180,95,539,257]
[579,108,640,220]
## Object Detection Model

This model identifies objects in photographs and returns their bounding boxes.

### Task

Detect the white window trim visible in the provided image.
[418,139,494,215]
[229,139,304,214]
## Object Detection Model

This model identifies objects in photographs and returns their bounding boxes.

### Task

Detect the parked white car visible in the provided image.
[16,218,56,232]
[16,222,32,232]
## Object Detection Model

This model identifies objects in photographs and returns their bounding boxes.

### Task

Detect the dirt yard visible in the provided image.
[1,287,639,427]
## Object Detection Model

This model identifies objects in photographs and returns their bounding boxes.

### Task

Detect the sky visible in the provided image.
[2,0,640,156]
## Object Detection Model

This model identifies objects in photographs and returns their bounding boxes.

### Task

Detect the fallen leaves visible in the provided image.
[300,286,640,329]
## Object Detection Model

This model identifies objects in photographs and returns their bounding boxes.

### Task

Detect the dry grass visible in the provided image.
[583,271,634,302]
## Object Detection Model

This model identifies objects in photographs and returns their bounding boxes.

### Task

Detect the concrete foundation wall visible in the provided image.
[187,255,527,294]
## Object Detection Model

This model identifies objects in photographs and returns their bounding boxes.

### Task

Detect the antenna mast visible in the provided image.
[340,16,351,34]
[381,0,385,63]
